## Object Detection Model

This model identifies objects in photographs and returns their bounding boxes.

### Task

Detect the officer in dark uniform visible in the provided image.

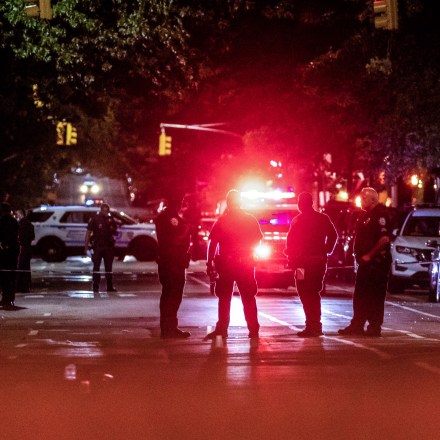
[84,203,118,293]
[155,194,192,338]
[0,203,19,309]
[284,192,338,337]
[206,189,263,340]
[339,187,392,337]
[15,209,35,293]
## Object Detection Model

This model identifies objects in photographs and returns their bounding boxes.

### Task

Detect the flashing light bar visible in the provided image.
[241,190,295,201]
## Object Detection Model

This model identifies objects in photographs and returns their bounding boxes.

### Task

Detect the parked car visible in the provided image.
[29,206,158,262]
[389,206,440,293]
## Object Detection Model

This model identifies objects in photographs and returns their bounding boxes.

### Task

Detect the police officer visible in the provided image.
[338,187,392,337]
[0,203,19,309]
[284,192,338,337]
[155,194,192,338]
[84,203,118,293]
[15,209,35,293]
[206,189,263,340]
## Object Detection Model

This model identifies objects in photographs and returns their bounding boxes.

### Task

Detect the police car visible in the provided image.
[29,206,158,262]
[389,207,440,293]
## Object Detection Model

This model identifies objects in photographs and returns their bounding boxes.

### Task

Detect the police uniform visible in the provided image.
[0,211,19,307]
[350,204,392,334]
[87,211,118,292]
[155,206,191,336]
[16,216,35,293]
[285,209,338,335]
[208,208,263,337]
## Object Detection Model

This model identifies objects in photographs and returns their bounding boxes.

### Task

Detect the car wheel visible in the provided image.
[428,263,440,303]
[129,237,158,262]
[38,237,67,262]
[387,276,406,294]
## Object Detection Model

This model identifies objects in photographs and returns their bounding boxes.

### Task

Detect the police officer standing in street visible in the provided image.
[15,209,35,293]
[338,187,392,337]
[284,192,338,337]
[206,189,263,340]
[84,203,118,294]
[155,194,192,338]
[0,203,19,309]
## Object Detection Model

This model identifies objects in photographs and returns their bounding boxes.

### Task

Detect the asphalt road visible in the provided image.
[1,258,440,440]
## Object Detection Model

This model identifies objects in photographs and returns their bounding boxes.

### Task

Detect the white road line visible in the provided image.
[117,293,137,297]
[187,275,210,288]
[261,309,392,359]
[414,362,440,375]
[28,330,39,336]
[325,336,393,360]
[15,344,27,348]
[257,311,302,331]
[323,307,436,341]
[386,301,440,319]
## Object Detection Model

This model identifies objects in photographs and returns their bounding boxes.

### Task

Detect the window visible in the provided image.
[27,211,53,223]
[60,211,88,224]
[403,216,440,237]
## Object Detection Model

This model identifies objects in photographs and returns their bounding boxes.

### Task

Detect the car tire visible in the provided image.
[387,276,406,294]
[38,237,67,262]
[128,236,158,262]
[428,263,440,303]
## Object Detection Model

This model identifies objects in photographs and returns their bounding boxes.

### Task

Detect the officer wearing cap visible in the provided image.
[206,189,263,340]
[84,203,118,293]
[284,192,338,337]
[0,203,19,309]
[338,187,392,337]
[155,194,192,339]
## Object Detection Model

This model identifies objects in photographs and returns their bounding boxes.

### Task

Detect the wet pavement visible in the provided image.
[1,259,440,439]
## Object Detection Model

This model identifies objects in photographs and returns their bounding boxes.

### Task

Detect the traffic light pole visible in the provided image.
[159,123,242,139]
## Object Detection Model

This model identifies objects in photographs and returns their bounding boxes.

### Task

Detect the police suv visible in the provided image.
[29,206,158,262]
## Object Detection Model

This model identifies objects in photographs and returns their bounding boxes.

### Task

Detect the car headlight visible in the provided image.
[254,243,272,259]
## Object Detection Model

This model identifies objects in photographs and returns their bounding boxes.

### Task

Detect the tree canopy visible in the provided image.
[1,0,439,207]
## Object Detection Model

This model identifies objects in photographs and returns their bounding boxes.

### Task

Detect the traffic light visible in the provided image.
[56,121,67,146]
[159,132,172,156]
[25,0,53,19]
[66,123,78,145]
[373,0,398,30]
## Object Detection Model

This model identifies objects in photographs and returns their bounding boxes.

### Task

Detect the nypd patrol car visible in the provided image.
[29,206,158,262]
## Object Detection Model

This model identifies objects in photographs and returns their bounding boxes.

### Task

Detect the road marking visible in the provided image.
[323,307,435,341]
[117,293,137,297]
[187,275,210,288]
[262,308,393,359]
[324,336,393,359]
[28,330,39,336]
[35,321,44,324]
[414,362,440,375]
[24,295,44,299]
[15,344,27,348]
[44,313,51,316]
[386,301,440,319]
[257,311,302,331]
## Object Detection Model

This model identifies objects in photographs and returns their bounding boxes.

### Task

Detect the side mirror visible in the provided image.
[392,228,399,237]
[426,240,439,248]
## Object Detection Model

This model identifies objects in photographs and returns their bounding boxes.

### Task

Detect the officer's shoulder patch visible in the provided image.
[378,217,386,226]
[170,217,179,227]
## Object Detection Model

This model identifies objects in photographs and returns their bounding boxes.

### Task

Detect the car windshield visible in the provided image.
[402,216,440,237]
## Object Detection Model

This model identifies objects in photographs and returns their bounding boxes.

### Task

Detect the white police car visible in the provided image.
[29,206,158,262]
[389,207,440,293]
